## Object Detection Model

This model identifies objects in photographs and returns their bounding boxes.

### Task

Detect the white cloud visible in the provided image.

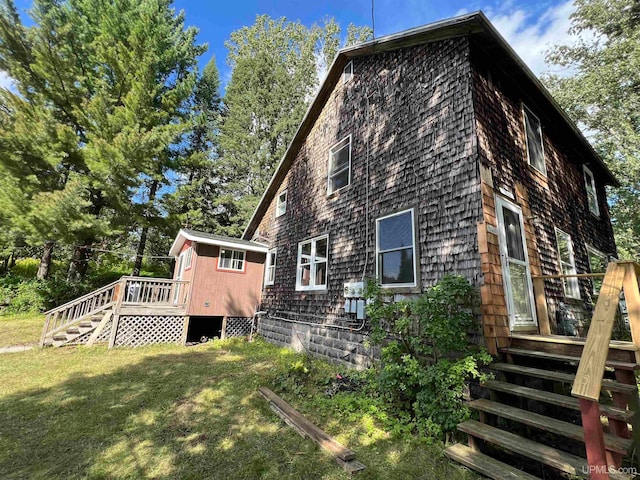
[485,0,576,77]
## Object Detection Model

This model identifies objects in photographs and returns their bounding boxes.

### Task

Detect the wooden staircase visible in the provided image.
[40,276,189,348]
[446,342,638,479]
[446,261,640,479]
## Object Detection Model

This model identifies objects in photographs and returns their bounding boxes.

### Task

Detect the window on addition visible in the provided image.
[218,248,245,272]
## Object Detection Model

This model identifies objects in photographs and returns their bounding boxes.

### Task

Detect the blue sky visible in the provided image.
[2,0,577,90]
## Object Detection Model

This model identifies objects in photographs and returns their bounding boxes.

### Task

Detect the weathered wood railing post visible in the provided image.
[532,276,551,335]
[569,261,640,479]
[108,277,127,349]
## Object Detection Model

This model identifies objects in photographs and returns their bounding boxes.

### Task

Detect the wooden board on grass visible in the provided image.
[259,387,365,474]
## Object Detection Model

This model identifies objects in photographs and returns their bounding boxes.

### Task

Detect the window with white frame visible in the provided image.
[296,235,328,290]
[523,105,546,175]
[182,247,193,270]
[276,190,287,218]
[218,248,245,272]
[376,209,417,287]
[555,228,580,299]
[265,248,277,286]
[343,61,353,84]
[587,245,607,294]
[583,166,600,216]
[327,136,351,194]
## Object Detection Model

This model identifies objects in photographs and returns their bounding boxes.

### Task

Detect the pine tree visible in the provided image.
[217,16,372,235]
[0,0,205,279]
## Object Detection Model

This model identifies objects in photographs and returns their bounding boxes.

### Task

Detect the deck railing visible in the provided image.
[40,276,190,346]
[119,276,190,308]
[40,279,121,345]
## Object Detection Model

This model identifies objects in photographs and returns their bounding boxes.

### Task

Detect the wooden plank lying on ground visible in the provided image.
[259,387,365,474]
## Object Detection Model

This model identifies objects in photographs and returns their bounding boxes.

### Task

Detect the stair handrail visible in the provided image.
[571,261,639,401]
[42,278,122,316]
[40,278,123,346]
[569,261,640,479]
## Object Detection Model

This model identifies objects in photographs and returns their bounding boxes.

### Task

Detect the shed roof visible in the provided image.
[242,11,618,240]
[169,228,269,257]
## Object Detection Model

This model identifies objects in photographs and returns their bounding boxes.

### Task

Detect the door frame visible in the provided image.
[495,195,538,331]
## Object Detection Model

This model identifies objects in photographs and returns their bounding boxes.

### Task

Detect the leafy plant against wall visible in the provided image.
[365,275,492,439]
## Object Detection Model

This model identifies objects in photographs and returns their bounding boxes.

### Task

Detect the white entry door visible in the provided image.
[495,196,537,330]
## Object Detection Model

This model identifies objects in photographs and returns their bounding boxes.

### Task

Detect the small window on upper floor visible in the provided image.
[343,61,353,84]
[276,190,287,218]
[583,166,600,217]
[523,105,546,176]
[327,135,351,195]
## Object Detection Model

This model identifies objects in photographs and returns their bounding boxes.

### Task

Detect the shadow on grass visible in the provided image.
[0,343,343,480]
[0,341,479,480]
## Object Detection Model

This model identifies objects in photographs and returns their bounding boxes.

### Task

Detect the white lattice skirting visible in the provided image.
[225,317,253,338]
[114,315,185,347]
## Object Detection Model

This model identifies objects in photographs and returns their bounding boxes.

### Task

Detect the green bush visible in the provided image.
[10,258,40,278]
[366,275,492,440]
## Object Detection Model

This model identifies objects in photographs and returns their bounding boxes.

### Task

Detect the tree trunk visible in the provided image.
[67,241,91,282]
[132,180,159,276]
[132,227,147,276]
[8,251,16,270]
[37,241,54,280]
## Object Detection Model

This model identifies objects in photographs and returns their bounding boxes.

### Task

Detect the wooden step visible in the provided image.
[468,399,632,454]
[457,420,634,480]
[483,380,634,422]
[79,321,93,328]
[66,327,80,334]
[510,334,637,352]
[500,348,639,371]
[458,420,588,478]
[444,443,540,479]
[509,334,637,364]
[490,363,637,394]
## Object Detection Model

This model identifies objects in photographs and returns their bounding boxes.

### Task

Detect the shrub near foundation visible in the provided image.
[366,275,492,440]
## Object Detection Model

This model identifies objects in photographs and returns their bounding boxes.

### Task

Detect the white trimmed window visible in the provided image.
[523,105,546,175]
[376,208,417,287]
[296,235,328,291]
[327,136,351,194]
[583,166,600,216]
[343,61,353,84]
[182,247,193,270]
[218,248,245,272]
[265,248,277,286]
[587,245,607,294]
[555,228,580,299]
[276,190,287,218]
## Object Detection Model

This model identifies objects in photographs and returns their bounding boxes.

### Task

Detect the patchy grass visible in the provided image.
[0,339,479,479]
[0,313,45,346]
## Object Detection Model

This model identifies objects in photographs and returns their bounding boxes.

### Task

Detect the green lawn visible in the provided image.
[0,313,45,346]
[0,335,479,479]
